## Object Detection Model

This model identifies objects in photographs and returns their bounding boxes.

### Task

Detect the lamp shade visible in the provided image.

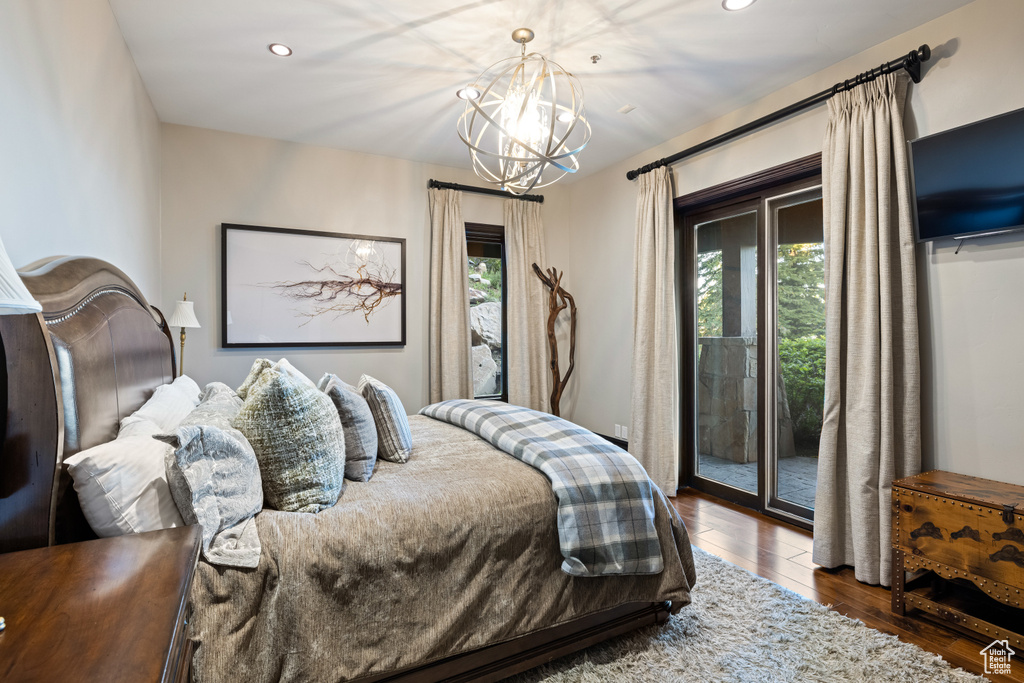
[167,300,201,328]
[0,236,41,315]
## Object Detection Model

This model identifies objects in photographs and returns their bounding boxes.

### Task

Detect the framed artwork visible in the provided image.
[221,223,406,347]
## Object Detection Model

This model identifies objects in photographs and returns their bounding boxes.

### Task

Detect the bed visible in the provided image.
[0,255,696,682]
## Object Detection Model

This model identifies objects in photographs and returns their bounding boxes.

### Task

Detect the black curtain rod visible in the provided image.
[626,44,932,181]
[428,179,544,203]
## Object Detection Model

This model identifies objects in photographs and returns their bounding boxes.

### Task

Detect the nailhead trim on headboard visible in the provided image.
[44,287,148,326]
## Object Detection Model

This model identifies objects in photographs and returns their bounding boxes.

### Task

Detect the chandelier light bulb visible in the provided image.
[457,28,591,195]
[347,240,378,265]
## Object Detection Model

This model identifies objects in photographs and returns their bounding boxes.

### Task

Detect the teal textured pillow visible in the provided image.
[233,361,346,512]
[358,374,413,463]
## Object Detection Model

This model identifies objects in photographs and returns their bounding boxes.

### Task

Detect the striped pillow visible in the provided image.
[357,375,413,463]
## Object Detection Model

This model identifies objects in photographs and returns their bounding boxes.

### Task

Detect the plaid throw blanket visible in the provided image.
[420,400,663,577]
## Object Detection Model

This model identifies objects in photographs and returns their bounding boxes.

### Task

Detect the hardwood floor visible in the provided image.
[671,488,1023,682]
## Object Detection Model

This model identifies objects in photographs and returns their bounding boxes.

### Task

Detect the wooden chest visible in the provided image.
[892,471,1024,652]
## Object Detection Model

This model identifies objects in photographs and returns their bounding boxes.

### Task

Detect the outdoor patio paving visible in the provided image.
[697,454,818,509]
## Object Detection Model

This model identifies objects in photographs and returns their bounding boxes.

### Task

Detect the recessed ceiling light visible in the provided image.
[722,0,757,10]
[268,43,292,57]
[456,86,482,101]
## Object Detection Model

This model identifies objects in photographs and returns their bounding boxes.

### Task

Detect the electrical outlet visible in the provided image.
[614,424,622,438]
[621,426,628,440]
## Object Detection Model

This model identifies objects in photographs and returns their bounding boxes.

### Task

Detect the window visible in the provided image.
[466,223,507,400]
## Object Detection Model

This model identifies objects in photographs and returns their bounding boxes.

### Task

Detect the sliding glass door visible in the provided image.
[689,200,761,509]
[681,177,823,527]
[765,186,824,521]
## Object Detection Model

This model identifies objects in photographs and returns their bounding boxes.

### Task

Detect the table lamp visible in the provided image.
[0,237,41,316]
[167,293,200,377]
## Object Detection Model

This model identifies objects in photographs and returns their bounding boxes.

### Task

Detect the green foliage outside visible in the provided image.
[696,251,722,337]
[778,336,826,453]
[777,243,826,453]
[468,257,503,304]
[776,243,825,339]
[697,242,827,454]
[698,243,825,339]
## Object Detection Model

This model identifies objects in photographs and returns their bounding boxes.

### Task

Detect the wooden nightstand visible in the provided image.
[892,471,1023,654]
[0,525,201,682]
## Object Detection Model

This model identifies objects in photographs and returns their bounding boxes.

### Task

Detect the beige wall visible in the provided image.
[7,0,1018,484]
[555,0,1024,484]
[160,124,570,412]
[0,0,161,294]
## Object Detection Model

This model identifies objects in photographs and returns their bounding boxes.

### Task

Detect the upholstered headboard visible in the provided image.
[0,256,175,552]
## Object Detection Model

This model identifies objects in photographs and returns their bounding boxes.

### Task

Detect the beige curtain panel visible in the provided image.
[428,187,473,402]
[505,198,551,411]
[629,166,679,495]
[812,72,921,587]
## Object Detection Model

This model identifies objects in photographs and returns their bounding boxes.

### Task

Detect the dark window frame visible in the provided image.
[675,154,822,531]
[466,222,508,402]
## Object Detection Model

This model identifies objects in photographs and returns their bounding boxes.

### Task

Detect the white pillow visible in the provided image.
[67,376,200,537]
[118,416,162,439]
[119,375,202,435]
[172,374,202,401]
[64,436,185,537]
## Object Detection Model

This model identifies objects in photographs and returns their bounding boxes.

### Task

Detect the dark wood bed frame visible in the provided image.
[0,256,670,682]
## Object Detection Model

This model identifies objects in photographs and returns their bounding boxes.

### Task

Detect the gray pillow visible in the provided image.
[182,382,243,429]
[318,373,378,482]
[234,361,346,512]
[237,358,272,401]
[358,374,412,463]
[157,386,262,569]
[157,425,262,569]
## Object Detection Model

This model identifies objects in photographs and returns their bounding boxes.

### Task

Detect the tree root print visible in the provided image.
[267,253,400,325]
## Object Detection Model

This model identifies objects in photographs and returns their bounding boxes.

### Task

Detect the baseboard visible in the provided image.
[595,433,629,450]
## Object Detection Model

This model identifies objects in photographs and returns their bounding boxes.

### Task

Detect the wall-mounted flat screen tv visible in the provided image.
[910,106,1024,242]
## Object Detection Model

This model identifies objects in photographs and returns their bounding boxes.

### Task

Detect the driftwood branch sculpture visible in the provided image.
[532,263,577,417]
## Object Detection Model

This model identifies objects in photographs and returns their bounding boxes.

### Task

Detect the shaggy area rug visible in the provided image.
[509,547,987,683]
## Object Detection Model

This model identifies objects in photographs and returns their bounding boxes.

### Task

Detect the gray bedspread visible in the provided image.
[189,415,696,683]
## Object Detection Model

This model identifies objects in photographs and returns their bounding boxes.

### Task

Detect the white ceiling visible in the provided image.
[108,0,971,181]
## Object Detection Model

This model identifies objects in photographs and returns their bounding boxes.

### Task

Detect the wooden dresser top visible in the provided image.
[0,525,201,683]
[893,470,1024,509]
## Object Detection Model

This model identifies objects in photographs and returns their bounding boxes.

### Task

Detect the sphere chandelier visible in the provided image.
[457,28,591,195]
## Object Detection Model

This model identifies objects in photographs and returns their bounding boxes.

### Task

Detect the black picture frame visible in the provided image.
[221,223,406,348]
